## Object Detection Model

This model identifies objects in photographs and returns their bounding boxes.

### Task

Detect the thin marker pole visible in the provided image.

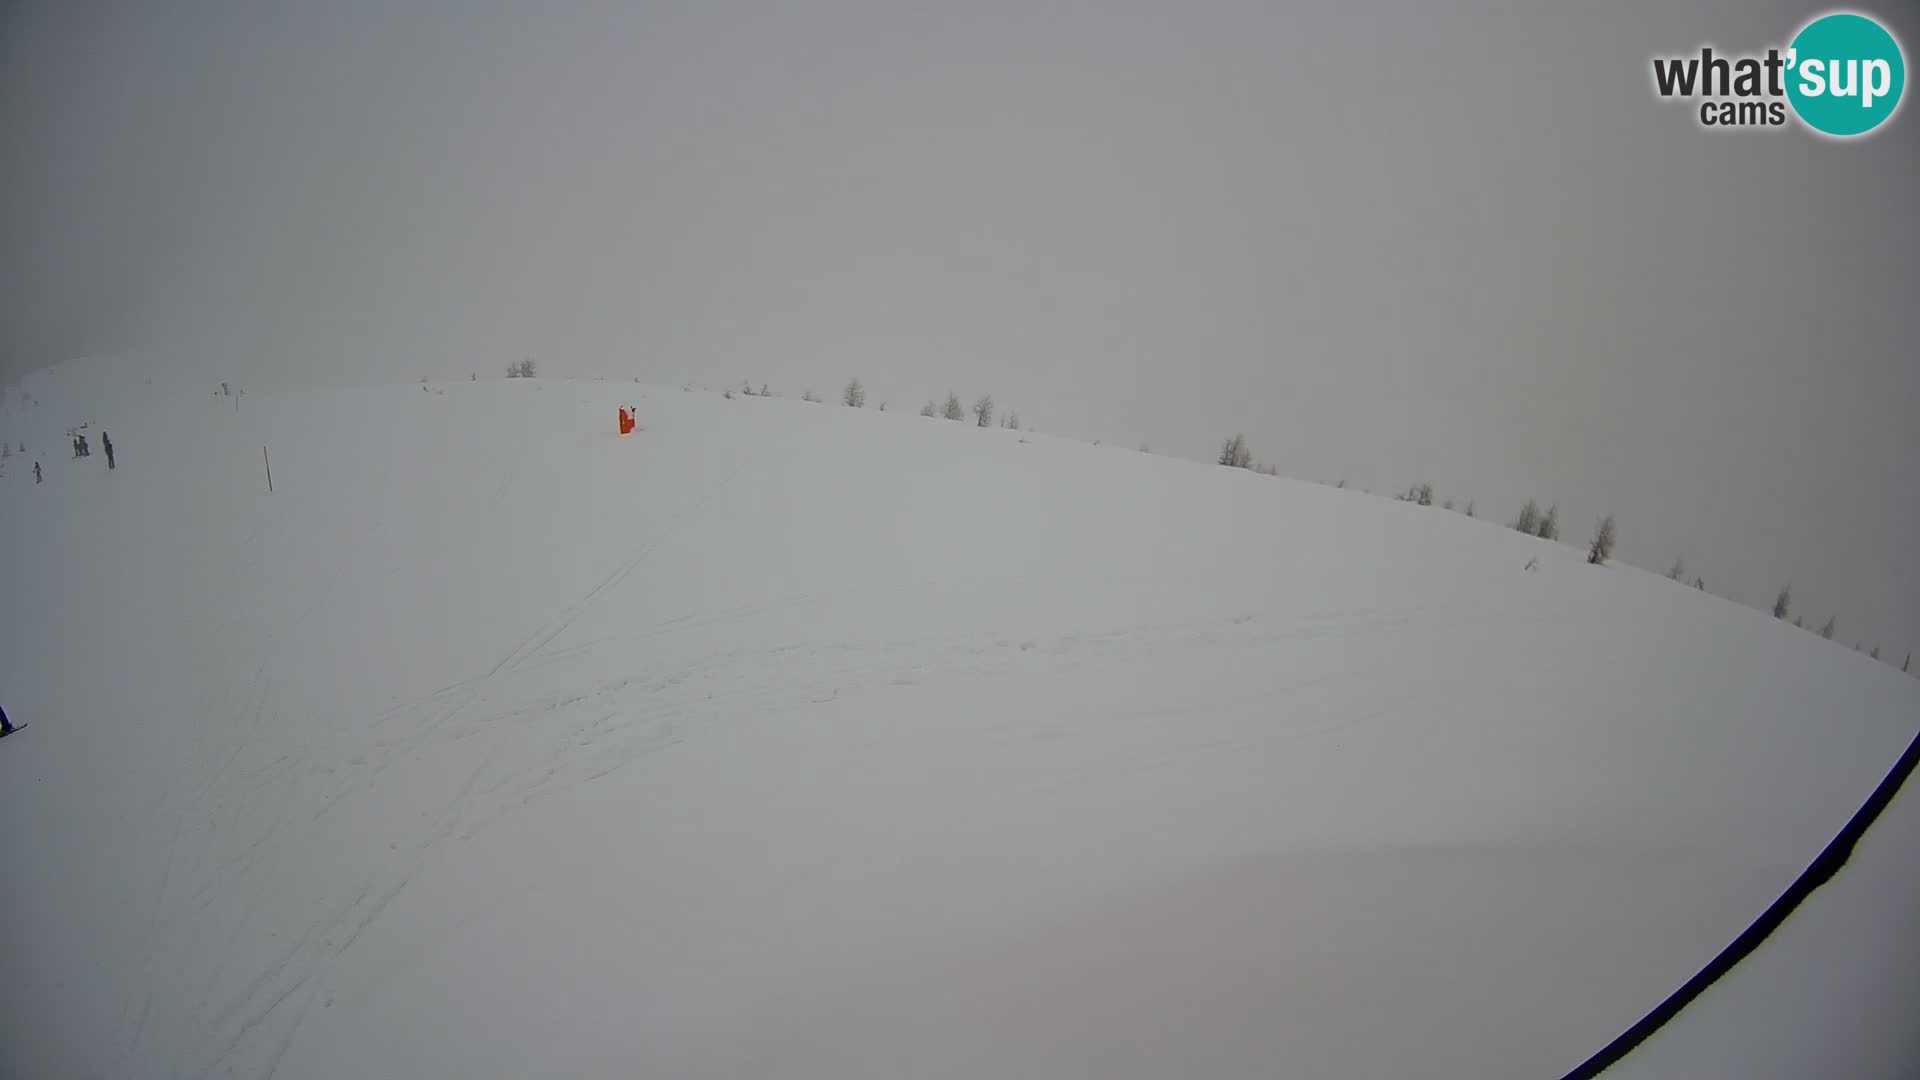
[263,445,274,492]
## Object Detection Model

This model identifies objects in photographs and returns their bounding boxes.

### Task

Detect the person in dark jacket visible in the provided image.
[1,704,13,737]
[33,461,42,483]
[103,432,115,470]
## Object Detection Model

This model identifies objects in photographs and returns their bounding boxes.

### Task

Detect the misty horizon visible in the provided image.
[3,0,1916,655]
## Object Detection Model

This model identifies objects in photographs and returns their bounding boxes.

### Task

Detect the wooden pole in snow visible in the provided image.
[263,445,274,492]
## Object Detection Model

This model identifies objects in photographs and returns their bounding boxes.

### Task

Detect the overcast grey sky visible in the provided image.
[3,0,1917,656]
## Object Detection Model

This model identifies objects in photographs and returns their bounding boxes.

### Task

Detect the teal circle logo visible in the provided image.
[1786,12,1906,137]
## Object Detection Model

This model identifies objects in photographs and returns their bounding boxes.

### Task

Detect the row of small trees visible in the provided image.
[1194,442,1904,666]
[1394,482,1476,516]
[1504,497,1614,564]
[1359,481,1907,666]
[1767,585,1905,668]
[1208,456,1880,635]
[725,400,1912,669]
[1357,481,1613,564]
[917,389,1021,430]
[729,378,1025,430]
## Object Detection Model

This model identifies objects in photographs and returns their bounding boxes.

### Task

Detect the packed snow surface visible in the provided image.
[2,363,1915,1078]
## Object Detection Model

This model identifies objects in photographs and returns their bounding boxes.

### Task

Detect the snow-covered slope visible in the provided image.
[2,365,1915,1079]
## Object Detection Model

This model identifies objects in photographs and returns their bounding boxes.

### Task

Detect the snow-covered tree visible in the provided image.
[1218,433,1252,469]
[1513,499,1540,534]
[1587,514,1616,564]
[1536,504,1559,541]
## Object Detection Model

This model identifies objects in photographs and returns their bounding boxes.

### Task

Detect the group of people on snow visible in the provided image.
[69,430,113,467]
[16,428,116,485]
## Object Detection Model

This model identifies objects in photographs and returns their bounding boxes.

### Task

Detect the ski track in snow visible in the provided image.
[177,593,1440,1076]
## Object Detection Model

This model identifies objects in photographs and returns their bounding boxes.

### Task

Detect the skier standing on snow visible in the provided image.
[103,432,115,470]
[33,461,42,483]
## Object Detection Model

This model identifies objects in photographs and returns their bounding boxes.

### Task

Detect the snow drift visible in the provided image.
[1,361,1915,1078]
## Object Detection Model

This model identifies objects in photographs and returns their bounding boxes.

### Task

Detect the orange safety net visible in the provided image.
[618,407,635,435]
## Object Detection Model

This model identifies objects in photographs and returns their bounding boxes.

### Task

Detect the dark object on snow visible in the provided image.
[103,433,115,469]
[34,461,43,483]
[0,704,12,737]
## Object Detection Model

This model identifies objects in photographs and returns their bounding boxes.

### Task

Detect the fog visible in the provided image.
[3,0,1916,655]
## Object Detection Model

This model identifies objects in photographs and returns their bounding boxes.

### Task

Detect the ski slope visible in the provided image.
[2,361,1916,1079]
